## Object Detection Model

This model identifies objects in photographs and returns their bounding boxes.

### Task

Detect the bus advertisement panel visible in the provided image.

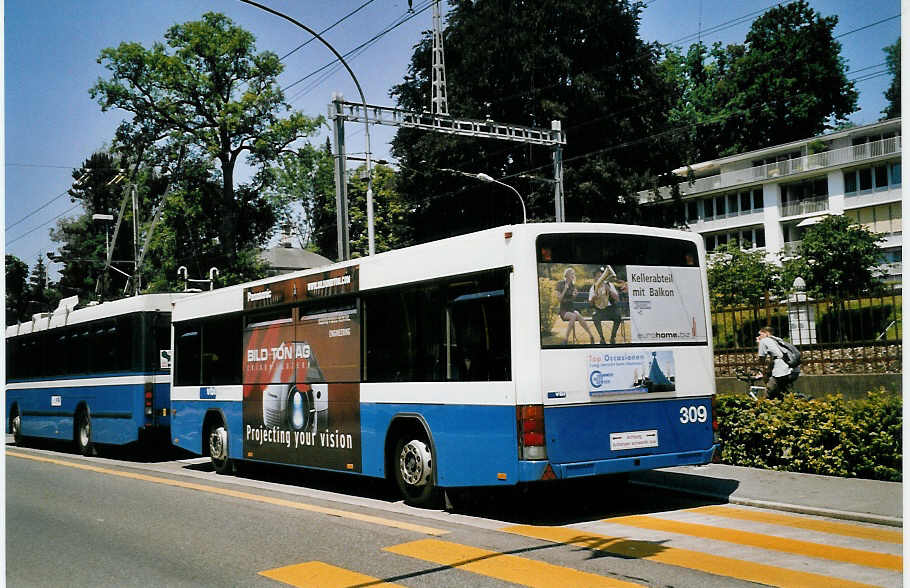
[241,268,362,472]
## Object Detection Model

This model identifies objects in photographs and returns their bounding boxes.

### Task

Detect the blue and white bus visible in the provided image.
[6,294,188,454]
[170,223,717,505]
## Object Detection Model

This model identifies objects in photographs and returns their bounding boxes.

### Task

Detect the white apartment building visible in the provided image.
[640,118,902,280]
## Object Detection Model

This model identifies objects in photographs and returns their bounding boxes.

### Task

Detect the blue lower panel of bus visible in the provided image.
[361,403,520,488]
[7,383,156,446]
[170,400,243,457]
[539,396,716,479]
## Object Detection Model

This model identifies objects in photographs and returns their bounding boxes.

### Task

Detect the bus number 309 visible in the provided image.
[679,405,708,424]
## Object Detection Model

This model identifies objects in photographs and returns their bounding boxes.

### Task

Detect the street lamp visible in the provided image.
[442,169,527,224]
[92,213,115,260]
[239,0,375,257]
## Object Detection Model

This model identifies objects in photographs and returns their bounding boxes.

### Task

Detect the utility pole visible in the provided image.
[430,0,448,116]
[330,93,351,261]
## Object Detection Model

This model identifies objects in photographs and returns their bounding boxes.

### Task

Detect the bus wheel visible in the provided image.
[208,423,232,475]
[394,437,439,507]
[10,408,22,444]
[75,409,94,456]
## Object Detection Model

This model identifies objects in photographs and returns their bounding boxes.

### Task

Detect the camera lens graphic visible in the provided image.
[290,388,305,430]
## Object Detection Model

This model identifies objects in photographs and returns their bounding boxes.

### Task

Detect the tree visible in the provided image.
[796,215,883,296]
[391,0,681,244]
[6,255,29,324]
[90,12,321,272]
[707,241,778,307]
[662,1,858,160]
[347,164,411,257]
[882,37,900,119]
[25,256,60,315]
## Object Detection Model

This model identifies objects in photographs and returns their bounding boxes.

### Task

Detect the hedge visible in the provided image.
[713,389,901,482]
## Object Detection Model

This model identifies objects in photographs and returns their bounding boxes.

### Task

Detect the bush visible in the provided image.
[714,389,901,481]
[815,304,894,343]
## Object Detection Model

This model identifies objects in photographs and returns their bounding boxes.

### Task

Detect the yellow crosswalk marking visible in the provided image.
[502,525,879,588]
[386,538,641,587]
[605,514,901,571]
[687,504,903,544]
[8,450,447,536]
[259,561,403,587]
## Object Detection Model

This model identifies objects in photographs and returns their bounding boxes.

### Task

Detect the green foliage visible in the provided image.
[882,37,900,119]
[538,277,558,337]
[815,304,894,343]
[391,0,680,243]
[707,241,778,307]
[714,389,901,481]
[5,255,30,324]
[796,215,884,296]
[661,1,857,161]
[347,164,412,258]
[90,12,321,267]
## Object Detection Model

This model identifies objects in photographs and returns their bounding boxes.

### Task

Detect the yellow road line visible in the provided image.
[385,538,641,587]
[687,504,903,544]
[8,450,447,536]
[503,525,879,588]
[605,514,901,571]
[259,561,404,587]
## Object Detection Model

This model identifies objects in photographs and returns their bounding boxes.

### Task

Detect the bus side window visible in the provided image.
[175,324,201,386]
[447,288,509,382]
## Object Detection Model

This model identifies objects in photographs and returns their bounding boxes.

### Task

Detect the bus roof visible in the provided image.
[6,293,192,338]
[171,223,703,322]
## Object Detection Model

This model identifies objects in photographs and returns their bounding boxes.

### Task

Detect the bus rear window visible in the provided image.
[537,233,706,348]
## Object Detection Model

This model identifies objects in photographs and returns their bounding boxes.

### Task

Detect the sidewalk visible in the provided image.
[629,463,903,527]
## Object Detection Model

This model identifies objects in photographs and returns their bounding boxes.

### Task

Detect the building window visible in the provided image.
[753,189,764,210]
[686,200,699,222]
[844,162,900,194]
[844,204,902,235]
[704,227,765,252]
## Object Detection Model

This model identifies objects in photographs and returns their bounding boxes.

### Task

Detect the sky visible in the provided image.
[3,0,902,280]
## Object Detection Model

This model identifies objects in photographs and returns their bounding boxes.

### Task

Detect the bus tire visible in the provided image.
[393,436,439,507]
[207,422,233,475]
[75,408,94,456]
[10,406,22,445]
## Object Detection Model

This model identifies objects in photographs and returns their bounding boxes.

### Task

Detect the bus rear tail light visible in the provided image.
[144,383,154,417]
[517,404,547,460]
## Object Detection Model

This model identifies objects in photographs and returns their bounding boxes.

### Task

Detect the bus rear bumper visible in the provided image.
[518,445,717,482]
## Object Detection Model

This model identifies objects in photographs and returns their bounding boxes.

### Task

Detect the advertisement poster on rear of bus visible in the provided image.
[538,263,706,347]
[587,350,676,396]
[241,273,361,472]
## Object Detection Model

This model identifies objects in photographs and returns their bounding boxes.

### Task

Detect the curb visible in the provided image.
[628,477,903,528]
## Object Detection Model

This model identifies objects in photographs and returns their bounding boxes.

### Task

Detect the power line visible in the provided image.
[834,14,900,39]
[282,1,434,101]
[6,189,71,230]
[278,0,376,61]
[7,203,82,247]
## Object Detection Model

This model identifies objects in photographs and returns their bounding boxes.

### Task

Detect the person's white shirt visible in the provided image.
[758,336,792,378]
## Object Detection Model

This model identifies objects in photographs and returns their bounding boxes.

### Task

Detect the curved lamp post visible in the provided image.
[441,169,527,224]
[239,0,376,257]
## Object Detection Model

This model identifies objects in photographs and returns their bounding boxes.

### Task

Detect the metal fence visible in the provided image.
[712,285,902,376]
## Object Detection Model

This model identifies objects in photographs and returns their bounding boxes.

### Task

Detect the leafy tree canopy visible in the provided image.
[707,241,778,307]
[391,0,682,243]
[90,12,321,281]
[662,1,857,162]
[796,215,884,296]
[6,255,30,324]
[882,37,900,119]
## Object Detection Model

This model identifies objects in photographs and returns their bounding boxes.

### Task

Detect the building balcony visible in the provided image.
[779,195,829,218]
[642,136,901,200]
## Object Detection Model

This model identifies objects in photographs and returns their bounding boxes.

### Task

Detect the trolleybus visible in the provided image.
[169,223,717,505]
[6,294,188,454]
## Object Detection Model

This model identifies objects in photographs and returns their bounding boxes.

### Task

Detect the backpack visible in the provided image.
[772,336,801,374]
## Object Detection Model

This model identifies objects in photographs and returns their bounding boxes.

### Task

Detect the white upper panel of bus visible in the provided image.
[6,293,192,337]
[171,223,705,322]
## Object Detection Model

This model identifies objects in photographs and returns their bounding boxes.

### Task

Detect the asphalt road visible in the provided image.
[6,441,901,587]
